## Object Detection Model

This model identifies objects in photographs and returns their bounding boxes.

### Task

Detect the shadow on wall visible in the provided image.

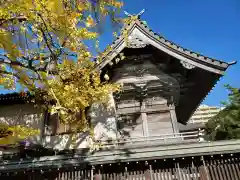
[0,104,42,129]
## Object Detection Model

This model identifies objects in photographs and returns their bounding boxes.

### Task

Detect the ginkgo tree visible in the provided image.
[0,0,123,144]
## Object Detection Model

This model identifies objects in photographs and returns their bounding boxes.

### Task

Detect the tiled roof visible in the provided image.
[96,18,236,73]
[0,92,31,104]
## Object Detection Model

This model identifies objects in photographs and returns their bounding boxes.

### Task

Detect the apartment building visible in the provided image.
[189,104,223,124]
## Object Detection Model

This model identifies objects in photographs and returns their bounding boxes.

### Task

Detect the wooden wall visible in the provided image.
[147,112,173,136]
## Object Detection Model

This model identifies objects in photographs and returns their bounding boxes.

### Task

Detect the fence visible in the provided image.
[1,153,239,180]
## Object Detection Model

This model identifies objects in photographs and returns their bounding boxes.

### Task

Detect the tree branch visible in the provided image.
[0,57,43,79]
[0,70,21,80]
[0,15,26,27]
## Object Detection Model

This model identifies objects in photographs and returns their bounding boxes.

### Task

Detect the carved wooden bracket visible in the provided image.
[127,36,148,49]
[180,61,195,69]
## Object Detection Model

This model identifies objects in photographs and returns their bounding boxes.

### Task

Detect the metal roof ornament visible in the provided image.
[124,9,145,18]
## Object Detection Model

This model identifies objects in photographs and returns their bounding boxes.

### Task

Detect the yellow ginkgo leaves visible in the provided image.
[0,124,39,145]
[86,15,95,27]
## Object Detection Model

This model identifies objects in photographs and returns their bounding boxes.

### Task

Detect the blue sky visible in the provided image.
[1,0,240,106]
[104,0,240,106]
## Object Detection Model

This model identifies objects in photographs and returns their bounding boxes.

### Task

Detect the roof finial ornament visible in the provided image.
[124,9,145,18]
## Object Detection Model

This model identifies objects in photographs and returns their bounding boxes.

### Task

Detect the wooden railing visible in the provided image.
[99,130,202,148]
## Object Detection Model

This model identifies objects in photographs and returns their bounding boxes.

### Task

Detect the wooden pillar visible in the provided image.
[202,156,211,180]
[140,101,149,137]
[91,166,94,180]
[109,92,118,139]
[40,110,49,144]
[169,104,179,134]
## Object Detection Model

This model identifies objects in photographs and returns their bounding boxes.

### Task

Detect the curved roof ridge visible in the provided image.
[134,18,236,68]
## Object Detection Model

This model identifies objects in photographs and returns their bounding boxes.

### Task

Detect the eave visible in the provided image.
[1,139,240,171]
[0,93,30,105]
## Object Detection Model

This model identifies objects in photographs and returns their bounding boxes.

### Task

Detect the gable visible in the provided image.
[96,19,235,74]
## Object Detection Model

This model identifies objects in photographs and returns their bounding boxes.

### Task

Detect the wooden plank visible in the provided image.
[161,168,165,180]
[133,170,137,180]
[233,158,240,179]
[139,170,143,180]
[62,171,68,180]
[191,161,198,180]
[74,170,77,180]
[163,169,168,180]
[142,170,145,180]
[230,158,239,180]
[181,168,187,180]
[85,170,87,180]
[199,166,208,180]
[219,160,227,180]
[157,169,161,180]
[81,170,84,180]
[113,172,117,180]
[202,157,211,180]
[208,163,216,180]
[225,160,236,180]
[166,169,171,180]
[119,172,122,180]
[69,170,72,180]
[79,169,82,180]
[127,171,131,180]
[166,168,170,180]
[221,160,231,180]
[196,166,201,180]
[149,165,154,180]
[212,160,220,180]
[216,161,224,180]
[229,162,237,180]
[174,164,180,180]
[109,173,112,180]
[102,173,105,180]
[138,171,142,180]
[185,166,191,180]
[98,170,102,180]
[228,159,237,180]
[153,169,157,180]
[198,166,203,180]
[178,163,185,180]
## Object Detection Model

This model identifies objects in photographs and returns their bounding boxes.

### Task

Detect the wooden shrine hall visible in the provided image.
[0,11,239,180]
